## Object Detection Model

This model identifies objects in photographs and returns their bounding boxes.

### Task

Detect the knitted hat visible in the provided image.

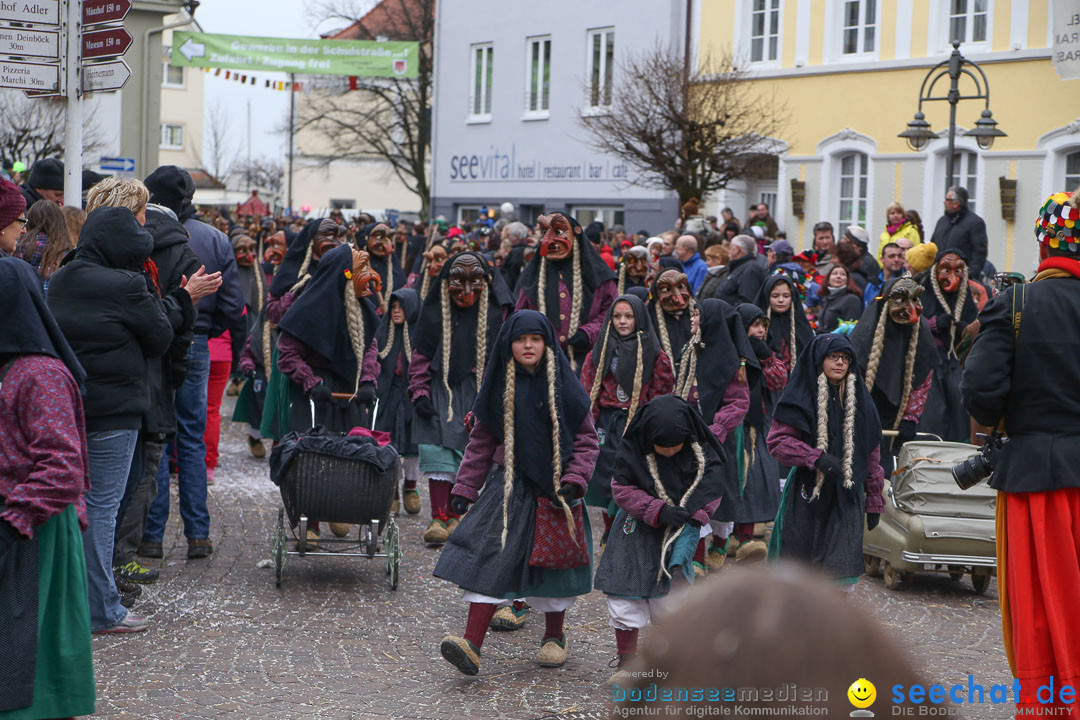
[145,165,196,218]
[905,242,937,273]
[844,225,870,247]
[0,178,27,229]
[1035,191,1080,251]
[27,158,63,190]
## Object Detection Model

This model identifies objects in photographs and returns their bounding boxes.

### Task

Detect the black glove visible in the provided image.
[935,313,952,332]
[0,518,22,556]
[814,453,844,484]
[450,495,472,516]
[567,329,590,349]
[866,513,880,531]
[749,337,773,360]
[892,419,917,454]
[413,395,435,418]
[556,482,582,501]
[353,382,376,405]
[242,367,256,379]
[309,382,332,404]
[657,505,691,527]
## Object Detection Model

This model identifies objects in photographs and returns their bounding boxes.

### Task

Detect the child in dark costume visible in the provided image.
[579,294,675,547]
[755,274,815,375]
[231,233,270,458]
[594,395,725,677]
[409,251,513,546]
[435,310,599,676]
[766,334,885,587]
[374,288,423,514]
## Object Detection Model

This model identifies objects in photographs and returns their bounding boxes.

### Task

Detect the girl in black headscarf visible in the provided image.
[409,251,513,547]
[433,310,598,676]
[755,274,815,374]
[373,288,422,514]
[515,212,617,369]
[357,222,408,316]
[766,334,884,584]
[0,258,94,718]
[579,294,675,544]
[674,298,751,573]
[593,395,725,674]
[647,257,694,374]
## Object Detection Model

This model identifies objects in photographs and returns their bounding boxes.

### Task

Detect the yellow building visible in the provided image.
[698,0,1079,274]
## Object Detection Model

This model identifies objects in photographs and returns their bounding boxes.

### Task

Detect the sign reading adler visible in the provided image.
[1052,0,1080,80]
[170,31,418,79]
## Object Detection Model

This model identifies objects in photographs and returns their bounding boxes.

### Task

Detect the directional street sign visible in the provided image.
[0,59,58,91]
[99,156,135,173]
[82,26,131,59]
[0,26,59,59]
[0,0,60,26]
[82,58,129,92]
[82,0,130,27]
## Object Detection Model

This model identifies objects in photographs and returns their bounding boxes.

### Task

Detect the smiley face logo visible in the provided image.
[848,678,877,709]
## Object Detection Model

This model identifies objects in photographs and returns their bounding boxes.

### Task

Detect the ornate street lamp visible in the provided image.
[898,40,1006,187]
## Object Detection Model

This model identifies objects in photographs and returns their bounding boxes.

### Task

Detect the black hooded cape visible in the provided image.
[269,219,322,298]
[918,248,979,331]
[692,299,750,422]
[647,256,693,363]
[357,223,407,304]
[375,287,422,397]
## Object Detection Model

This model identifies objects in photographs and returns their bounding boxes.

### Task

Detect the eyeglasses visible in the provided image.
[825,352,851,365]
[14,217,27,225]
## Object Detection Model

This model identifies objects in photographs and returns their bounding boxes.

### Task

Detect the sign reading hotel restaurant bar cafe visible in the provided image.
[1053,0,1080,79]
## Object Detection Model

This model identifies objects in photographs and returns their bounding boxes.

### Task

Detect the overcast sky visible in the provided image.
[195,1,349,168]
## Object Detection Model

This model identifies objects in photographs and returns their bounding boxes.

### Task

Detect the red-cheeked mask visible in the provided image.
[366,223,393,258]
[447,254,487,309]
[233,236,256,268]
[424,245,448,277]
[937,254,966,294]
[263,231,287,265]
[656,269,691,313]
[350,249,382,298]
[537,213,575,261]
[886,278,924,326]
[623,247,649,279]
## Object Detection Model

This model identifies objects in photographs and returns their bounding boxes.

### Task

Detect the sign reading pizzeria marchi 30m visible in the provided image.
[170,31,418,79]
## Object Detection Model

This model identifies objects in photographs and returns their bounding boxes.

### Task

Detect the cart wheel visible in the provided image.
[385,520,400,590]
[971,570,991,594]
[948,565,965,582]
[864,554,882,578]
[298,516,308,556]
[362,524,376,558]
[273,508,286,587]
[882,561,907,591]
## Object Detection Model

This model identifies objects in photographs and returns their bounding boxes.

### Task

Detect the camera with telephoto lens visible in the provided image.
[951,433,1009,490]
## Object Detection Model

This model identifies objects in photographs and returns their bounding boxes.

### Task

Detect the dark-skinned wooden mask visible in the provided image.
[886,278,923,326]
[447,254,487,308]
[656,269,691,313]
[233,235,256,268]
[313,218,344,260]
[366,223,393,258]
[624,246,649,279]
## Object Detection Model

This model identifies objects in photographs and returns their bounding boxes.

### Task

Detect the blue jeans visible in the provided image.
[144,335,211,542]
[83,428,139,630]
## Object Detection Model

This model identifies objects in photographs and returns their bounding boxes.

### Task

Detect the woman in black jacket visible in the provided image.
[47,205,187,634]
[816,265,864,334]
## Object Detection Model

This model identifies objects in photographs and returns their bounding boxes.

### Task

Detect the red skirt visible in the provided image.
[1003,487,1080,717]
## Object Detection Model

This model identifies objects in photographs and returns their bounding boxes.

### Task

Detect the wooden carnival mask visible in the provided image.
[423,244,448,277]
[656,269,691,313]
[262,231,287,265]
[447,254,488,309]
[366,223,393,258]
[313,218,344,260]
[537,213,576,261]
[233,235,256,268]
[623,246,649,279]
[936,254,966,293]
[886,277,924,326]
[350,248,382,298]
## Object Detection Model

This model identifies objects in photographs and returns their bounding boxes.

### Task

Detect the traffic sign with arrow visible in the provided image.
[178,36,204,62]
[0,27,59,59]
[82,26,131,59]
[99,156,135,173]
[82,0,131,27]
[0,0,60,26]
[82,58,129,92]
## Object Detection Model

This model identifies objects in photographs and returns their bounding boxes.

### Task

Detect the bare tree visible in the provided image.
[578,46,787,207]
[235,156,284,194]
[299,0,434,219]
[203,103,237,184]
[0,93,106,167]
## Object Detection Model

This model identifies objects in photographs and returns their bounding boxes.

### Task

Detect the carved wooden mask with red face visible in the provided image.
[263,231,287,265]
[424,244,448,277]
[656,269,691,313]
[313,218,344,260]
[624,246,649,279]
[366,223,393,258]
[936,254,966,293]
[447,254,487,308]
[886,278,924,326]
[351,249,382,298]
[233,235,256,268]
[537,213,575,261]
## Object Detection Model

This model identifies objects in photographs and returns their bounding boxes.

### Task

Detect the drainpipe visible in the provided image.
[141,9,202,174]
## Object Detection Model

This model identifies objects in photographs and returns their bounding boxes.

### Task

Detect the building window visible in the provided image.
[160,123,183,150]
[751,0,780,63]
[161,60,184,88]
[571,206,625,228]
[949,0,988,44]
[586,28,614,110]
[525,35,551,117]
[469,43,493,121]
[948,151,979,214]
[837,152,868,230]
[842,0,876,54]
[1065,151,1080,190]
[330,199,356,210]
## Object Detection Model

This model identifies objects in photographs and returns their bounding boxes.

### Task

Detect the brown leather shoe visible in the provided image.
[187,538,213,559]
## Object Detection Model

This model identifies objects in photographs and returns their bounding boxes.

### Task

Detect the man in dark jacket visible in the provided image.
[713,234,766,306]
[20,158,64,207]
[960,189,1080,716]
[142,166,244,560]
[930,186,988,278]
[835,225,880,291]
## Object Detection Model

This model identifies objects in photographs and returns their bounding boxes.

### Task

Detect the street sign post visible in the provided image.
[81,0,130,27]
[0,58,59,90]
[99,156,135,173]
[0,0,60,25]
[82,58,129,92]
[0,27,60,58]
[82,26,130,59]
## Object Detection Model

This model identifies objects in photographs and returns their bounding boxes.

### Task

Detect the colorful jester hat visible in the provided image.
[1035,190,1080,251]
[770,266,808,300]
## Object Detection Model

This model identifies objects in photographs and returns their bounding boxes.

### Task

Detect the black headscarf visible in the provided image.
[589,294,661,396]
[269,219,322,297]
[375,287,421,394]
[626,286,650,303]
[691,299,748,422]
[755,274,814,358]
[736,303,770,428]
[500,244,528,293]
[0,257,85,388]
[276,244,380,379]
[850,278,936,410]
[516,213,616,329]
[614,394,726,514]
[772,335,882,492]
[918,248,979,326]
[357,223,407,301]
[413,251,513,385]
[472,310,591,494]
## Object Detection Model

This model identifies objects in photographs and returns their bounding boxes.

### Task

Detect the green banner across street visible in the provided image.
[170,31,418,78]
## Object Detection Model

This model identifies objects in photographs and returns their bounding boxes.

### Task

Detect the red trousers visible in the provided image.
[203,360,231,469]
[1004,487,1080,718]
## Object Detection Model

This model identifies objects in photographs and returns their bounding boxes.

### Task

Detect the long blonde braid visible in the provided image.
[647,442,706,581]
[862,303,891,392]
[440,281,455,422]
[253,259,271,373]
[586,326,613,412]
[654,300,673,361]
[892,324,920,431]
[674,311,702,402]
[378,260,394,314]
[289,242,314,293]
[474,282,489,389]
[342,282,367,398]
[864,303,921,431]
[546,346,576,542]
[500,359,516,549]
[810,372,857,501]
[929,261,969,359]
[617,263,626,295]
[378,315,397,361]
[788,304,797,371]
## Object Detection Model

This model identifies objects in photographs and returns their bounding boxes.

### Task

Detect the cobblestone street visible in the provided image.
[90,397,1014,719]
